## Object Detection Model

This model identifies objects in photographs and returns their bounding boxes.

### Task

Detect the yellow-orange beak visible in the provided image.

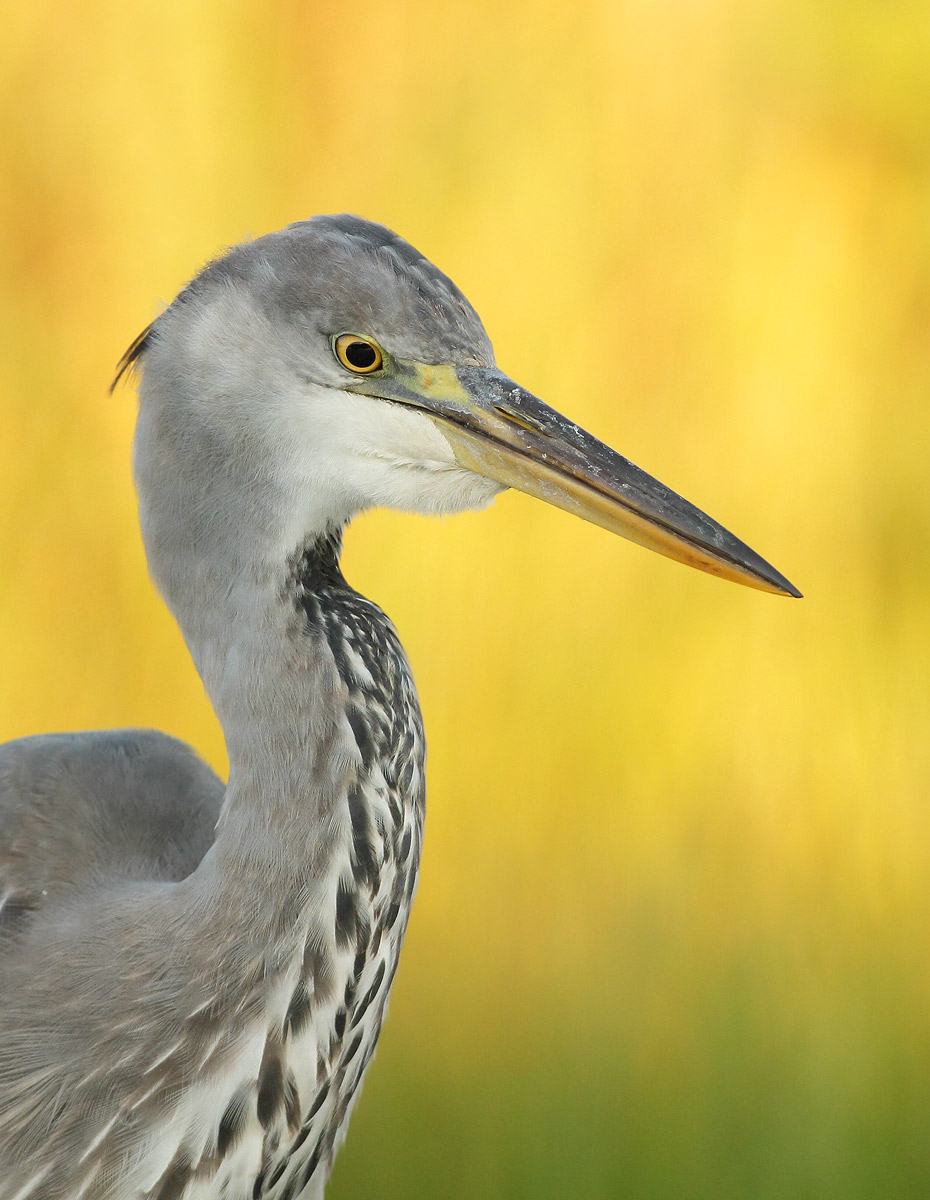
[372,362,801,597]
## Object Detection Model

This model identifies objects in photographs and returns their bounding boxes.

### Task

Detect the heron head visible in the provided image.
[127,214,799,597]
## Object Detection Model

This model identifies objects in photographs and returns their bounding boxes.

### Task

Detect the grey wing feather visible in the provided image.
[0,729,224,941]
[0,731,226,1197]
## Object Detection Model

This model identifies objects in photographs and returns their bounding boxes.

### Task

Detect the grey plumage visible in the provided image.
[0,214,798,1200]
[0,536,423,1199]
[0,731,223,909]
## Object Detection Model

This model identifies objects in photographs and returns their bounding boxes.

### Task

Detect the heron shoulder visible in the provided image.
[0,729,223,940]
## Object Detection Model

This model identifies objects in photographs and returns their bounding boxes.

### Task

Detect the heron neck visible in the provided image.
[193,527,352,842]
[175,522,413,917]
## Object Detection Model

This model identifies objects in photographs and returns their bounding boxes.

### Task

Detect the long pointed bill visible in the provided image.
[373,363,801,596]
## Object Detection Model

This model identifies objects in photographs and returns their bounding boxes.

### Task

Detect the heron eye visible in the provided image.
[334,334,383,374]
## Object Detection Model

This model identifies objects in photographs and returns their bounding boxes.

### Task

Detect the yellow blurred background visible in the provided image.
[2,1,929,1195]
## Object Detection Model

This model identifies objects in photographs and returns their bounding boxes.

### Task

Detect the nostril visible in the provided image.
[492,403,548,435]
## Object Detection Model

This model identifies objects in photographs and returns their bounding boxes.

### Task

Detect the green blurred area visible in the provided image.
[2,1,929,1195]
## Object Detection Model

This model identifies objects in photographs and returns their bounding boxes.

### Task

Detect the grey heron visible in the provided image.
[0,215,799,1200]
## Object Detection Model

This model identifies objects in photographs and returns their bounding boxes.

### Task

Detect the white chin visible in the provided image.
[291,391,506,524]
[347,402,505,518]
[425,468,504,517]
[359,456,504,519]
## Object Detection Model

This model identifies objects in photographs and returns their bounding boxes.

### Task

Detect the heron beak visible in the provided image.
[379,362,801,596]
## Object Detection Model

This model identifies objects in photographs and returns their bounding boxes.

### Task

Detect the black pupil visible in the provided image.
[345,341,377,369]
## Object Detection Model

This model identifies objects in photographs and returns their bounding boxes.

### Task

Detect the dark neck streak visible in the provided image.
[290,526,348,599]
